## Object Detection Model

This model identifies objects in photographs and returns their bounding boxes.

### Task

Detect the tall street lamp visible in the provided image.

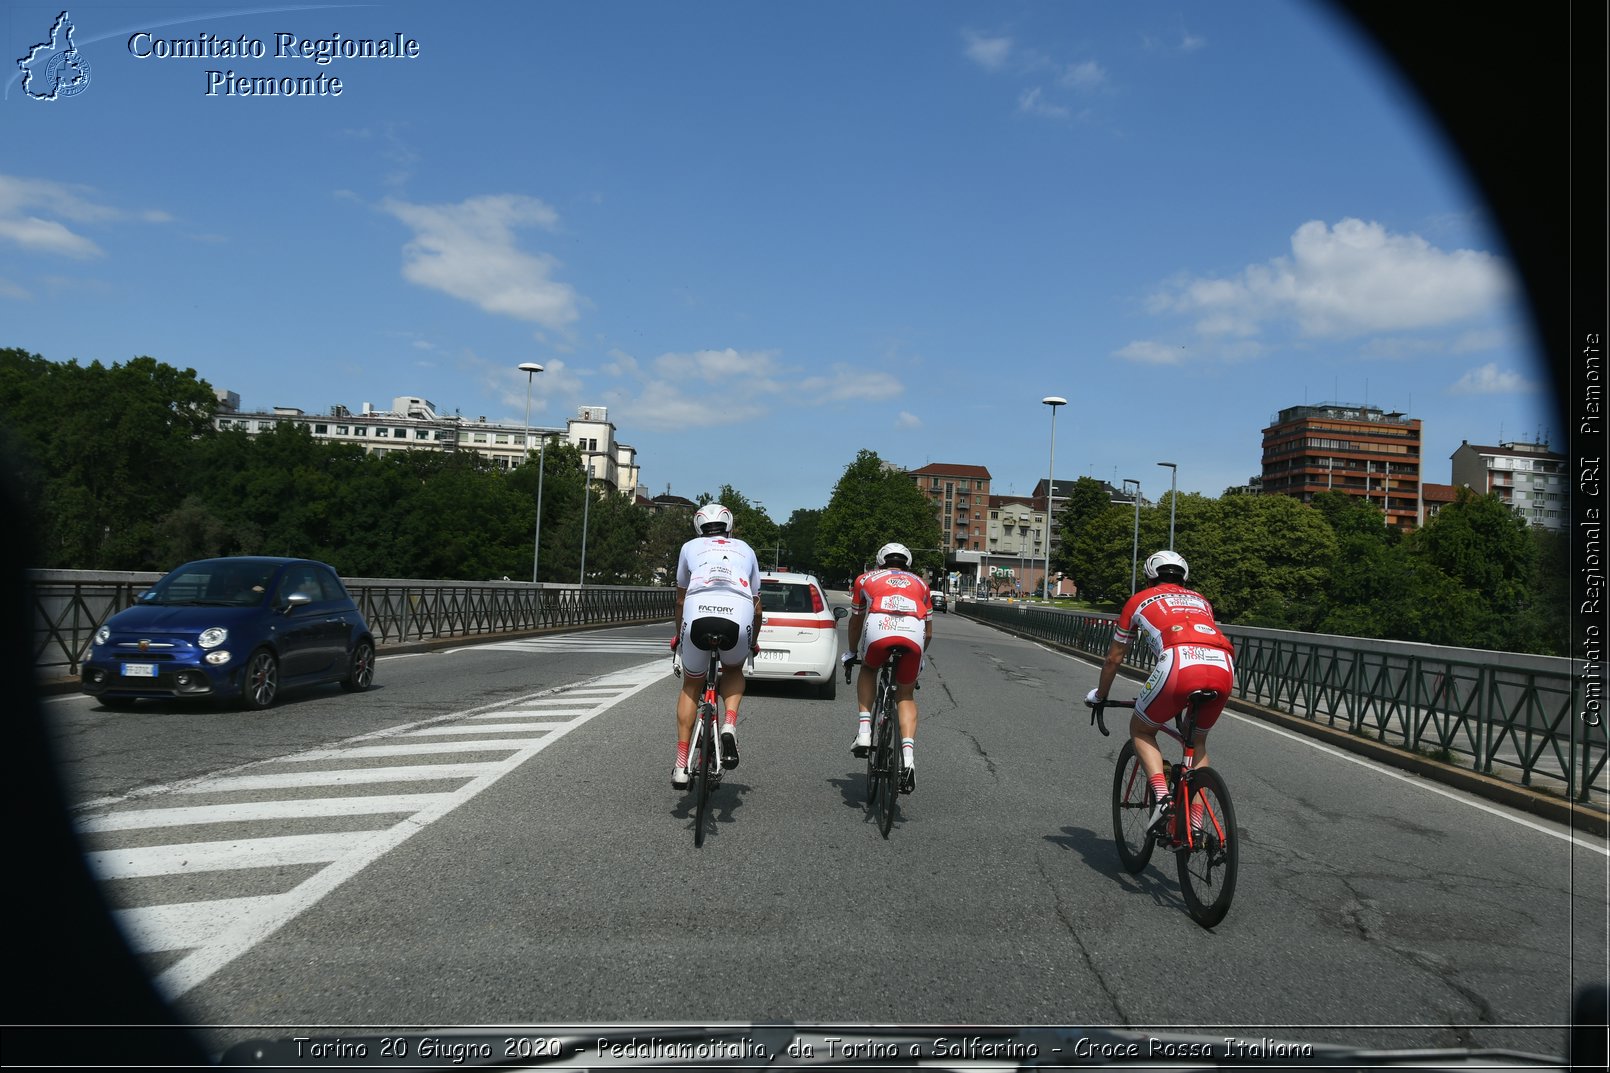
[1123,478,1142,594]
[1156,460,1178,550]
[1042,395,1066,598]
[578,451,593,587]
[518,362,545,585]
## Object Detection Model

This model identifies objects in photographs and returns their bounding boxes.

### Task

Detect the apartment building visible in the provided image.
[1449,439,1567,531]
[212,393,642,495]
[1260,402,1423,530]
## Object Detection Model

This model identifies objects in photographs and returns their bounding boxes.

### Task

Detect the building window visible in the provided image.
[375,427,389,438]
[416,429,431,440]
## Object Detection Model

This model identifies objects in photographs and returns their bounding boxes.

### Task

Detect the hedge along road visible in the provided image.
[50,615,1604,1058]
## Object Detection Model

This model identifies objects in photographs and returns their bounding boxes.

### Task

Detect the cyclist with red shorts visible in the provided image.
[840,543,932,794]
[1086,550,1235,831]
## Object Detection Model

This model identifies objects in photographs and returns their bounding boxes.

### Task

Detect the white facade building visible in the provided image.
[212,392,642,495]
[1449,439,1567,531]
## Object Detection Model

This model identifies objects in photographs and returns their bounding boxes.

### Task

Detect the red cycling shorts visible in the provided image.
[860,613,924,686]
[1135,644,1234,730]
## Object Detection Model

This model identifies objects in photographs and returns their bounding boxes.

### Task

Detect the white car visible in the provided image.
[745,571,846,698]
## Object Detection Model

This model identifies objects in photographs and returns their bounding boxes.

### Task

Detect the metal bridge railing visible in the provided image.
[958,600,1601,805]
[30,571,675,680]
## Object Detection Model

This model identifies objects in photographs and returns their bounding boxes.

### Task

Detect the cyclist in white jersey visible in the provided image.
[670,503,763,788]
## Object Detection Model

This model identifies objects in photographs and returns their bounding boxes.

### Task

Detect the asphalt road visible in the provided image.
[45,606,1606,1061]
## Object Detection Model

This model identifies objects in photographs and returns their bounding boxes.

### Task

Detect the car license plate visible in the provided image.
[755,650,788,662]
[121,663,157,678]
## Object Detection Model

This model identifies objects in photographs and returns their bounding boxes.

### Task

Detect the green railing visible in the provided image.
[31,571,675,680]
[958,600,1601,804]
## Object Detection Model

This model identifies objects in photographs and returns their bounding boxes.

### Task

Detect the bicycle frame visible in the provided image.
[1093,690,1238,928]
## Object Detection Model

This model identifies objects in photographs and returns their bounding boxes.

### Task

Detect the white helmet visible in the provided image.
[1144,550,1188,582]
[693,503,734,535]
[877,542,913,568]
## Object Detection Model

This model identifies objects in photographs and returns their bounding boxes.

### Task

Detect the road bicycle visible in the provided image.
[1088,690,1238,928]
[676,626,734,848]
[845,647,909,838]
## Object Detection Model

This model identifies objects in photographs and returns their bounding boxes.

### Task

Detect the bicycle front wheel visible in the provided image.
[1111,740,1157,874]
[1175,766,1238,927]
[693,708,716,848]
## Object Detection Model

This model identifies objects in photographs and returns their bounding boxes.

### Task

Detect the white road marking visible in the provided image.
[85,659,672,999]
[78,795,449,832]
[89,832,373,879]
[115,896,287,954]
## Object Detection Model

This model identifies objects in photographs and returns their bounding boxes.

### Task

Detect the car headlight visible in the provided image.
[94,626,110,646]
[198,627,228,649]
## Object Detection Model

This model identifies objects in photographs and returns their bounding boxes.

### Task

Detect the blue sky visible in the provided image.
[3,1,1556,520]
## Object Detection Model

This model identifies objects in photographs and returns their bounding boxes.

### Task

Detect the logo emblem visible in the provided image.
[138,640,149,651]
[17,11,91,101]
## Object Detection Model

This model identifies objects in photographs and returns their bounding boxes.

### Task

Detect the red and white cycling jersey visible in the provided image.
[851,568,932,620]
[1113,583,1234,659]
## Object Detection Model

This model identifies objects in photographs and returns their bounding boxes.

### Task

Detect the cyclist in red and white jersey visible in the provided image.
[1086,550,1235,829]
[840,543,932,793]
[671,503,763,789]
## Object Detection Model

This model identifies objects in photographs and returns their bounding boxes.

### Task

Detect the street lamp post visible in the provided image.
[1156,461,1178,550]
[1041,396,1066,598]
[1123,478,1142,594]
[578,451,592,587]
[518,362,545,585]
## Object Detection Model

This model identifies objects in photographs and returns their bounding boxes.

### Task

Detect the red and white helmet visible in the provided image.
[693,503,734,535]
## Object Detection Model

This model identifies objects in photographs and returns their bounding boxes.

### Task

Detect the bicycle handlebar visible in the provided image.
[843,655,860,683]
[1084,697,1136,738]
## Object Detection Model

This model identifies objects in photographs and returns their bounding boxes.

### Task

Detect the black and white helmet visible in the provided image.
[1143,550,1188,582]
[693,503,734,536]
[877,542,913,568]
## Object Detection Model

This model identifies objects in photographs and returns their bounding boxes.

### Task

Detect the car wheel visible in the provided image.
[239,649,279,710]
[816,674,836,700]
[97,696,137,710]
[340,639,375,692]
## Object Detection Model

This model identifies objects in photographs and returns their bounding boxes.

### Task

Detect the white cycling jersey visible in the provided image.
[675,534,762,598]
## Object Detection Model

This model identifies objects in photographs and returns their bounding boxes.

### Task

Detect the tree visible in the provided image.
[779,508,823,575]
[1054,477,1128,601]
[816,450,942,583]
[695,485,778,557]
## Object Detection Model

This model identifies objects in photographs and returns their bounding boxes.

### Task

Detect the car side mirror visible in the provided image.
[282,591,313,612]
[834,606,848,620]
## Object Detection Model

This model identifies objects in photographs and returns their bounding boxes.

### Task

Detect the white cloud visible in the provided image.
[0,277,30,300]
[1115,340,1185,365]
[0,216,100,258]
[0,174,169,259]
[1151,218,1515,340]
[582,351,905,432]
[1449,362,1537,396]
[1059,60,1106,89]
[381,194,581,330]
[963,30,1012,71]
[897,411,922,429]
[1017,87,1070,119]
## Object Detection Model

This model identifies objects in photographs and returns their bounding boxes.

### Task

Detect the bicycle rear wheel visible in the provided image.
[1111,740,1157,874]
[876,693,898,838]
[693,706,716,848]
[1175,766,1237,927]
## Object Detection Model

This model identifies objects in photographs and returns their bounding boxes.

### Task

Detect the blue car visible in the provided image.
[80,557,376,710]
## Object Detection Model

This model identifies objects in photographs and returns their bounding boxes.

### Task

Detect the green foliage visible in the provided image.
[1,348,1570,656]
[817,450,943,584]
[779,508,823,575]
